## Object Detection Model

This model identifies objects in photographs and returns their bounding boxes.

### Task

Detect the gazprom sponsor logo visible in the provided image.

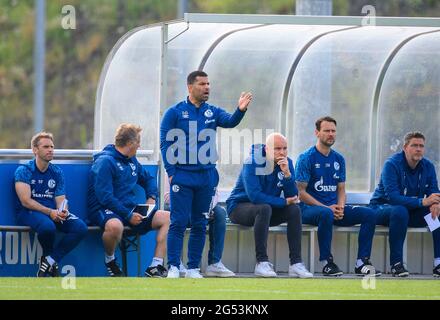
[314,176,337,192]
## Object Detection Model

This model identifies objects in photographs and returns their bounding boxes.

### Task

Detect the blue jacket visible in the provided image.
[160,97,246,177]
[370,151,440,209]
[87,144,158,221]
[226,144,298,214]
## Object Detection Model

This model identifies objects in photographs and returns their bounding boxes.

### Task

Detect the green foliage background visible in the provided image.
[1,0,439,148]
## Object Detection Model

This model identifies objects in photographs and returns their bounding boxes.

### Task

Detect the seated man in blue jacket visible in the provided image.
[226,133,312,278]
[369,131,440,277]
[88,124,170,277]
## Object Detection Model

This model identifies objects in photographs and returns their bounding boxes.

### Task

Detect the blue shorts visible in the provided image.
[91,208,157,235]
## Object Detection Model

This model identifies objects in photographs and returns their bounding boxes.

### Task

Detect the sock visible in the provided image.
[320,260,328,267]
[46,256,55,266]
[434,258,440,267]
[150,257,164,267]
[355,259,364,268]
[105,254,115,264]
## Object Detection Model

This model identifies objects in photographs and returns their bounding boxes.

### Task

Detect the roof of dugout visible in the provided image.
[94,14,440,192]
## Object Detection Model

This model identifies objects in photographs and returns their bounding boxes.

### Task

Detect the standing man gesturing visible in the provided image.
[160,70,252,278]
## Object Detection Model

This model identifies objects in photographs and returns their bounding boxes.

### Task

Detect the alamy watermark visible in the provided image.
[361,266,377,290]
[361,5,376,26]
[61,5,76,30]
[61,265,76,289]
[164,124,275,174]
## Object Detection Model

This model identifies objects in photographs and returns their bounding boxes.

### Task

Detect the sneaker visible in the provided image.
[322,257,343,276]
[179,262,187,277]
[205,261,236,277]
[354,258,382,277]
[433,264,440,277]
[105,259,124,277]
[185,268,204,278]
[167,265,180,278]
[391,262,409,277]
[145,264,167,278]
[37,256,52,277]
[289,262,313,278]
[254,261,277,277]
[50,262,60,277]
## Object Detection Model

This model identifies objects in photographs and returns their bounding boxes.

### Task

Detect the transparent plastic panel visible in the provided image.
[377,31,440,182]
[165,23,256,110]
[96,26,161,154]
[287,26,436,192]
[204,24,348,190]
[95,23,251,160]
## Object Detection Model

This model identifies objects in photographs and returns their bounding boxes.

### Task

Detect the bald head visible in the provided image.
[265,133,288,163]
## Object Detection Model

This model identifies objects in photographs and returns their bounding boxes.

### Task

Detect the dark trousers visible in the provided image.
[301,204,376,261]
[229,203,302,265]
[17,210,88,262]
[371,205,440,265]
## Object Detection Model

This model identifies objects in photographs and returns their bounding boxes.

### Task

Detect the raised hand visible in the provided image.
[238,92,252,111]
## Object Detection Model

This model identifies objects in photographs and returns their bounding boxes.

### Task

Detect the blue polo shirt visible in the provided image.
[295,146,346,206]
[14,159,65,210]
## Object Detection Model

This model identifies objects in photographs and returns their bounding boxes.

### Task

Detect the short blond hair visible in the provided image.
[114,123,142,147]
[404,131,425,147]
[31,131,54,149]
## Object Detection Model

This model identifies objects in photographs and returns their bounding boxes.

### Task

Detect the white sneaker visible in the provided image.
[289,262,313,278]
[166,266,180,278]
[205,261,236,277]
[179,261,187,277]
[254,261,277,277]
[185,268,204,278]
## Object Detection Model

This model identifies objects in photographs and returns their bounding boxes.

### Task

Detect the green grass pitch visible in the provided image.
[0,277,439,300]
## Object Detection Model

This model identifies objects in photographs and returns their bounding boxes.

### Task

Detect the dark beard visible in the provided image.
[322,140,334,148]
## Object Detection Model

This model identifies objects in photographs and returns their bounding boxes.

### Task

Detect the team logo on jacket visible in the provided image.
[277,172,284,180]
[48,179,56,188]
[182,111,189,119]
[172,185,180,193]
[204,109,213,118]
[334,162,340,170]
[129,163,137,176]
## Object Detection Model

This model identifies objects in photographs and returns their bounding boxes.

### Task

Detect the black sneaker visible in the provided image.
[391,262,409,277]
[433,264,440,277]
[105,259,125,277]
[354,258,382,277]
[322,256,343,276]
[145,264,168,278]
[50,262,60,277]
[37,256,52,277]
